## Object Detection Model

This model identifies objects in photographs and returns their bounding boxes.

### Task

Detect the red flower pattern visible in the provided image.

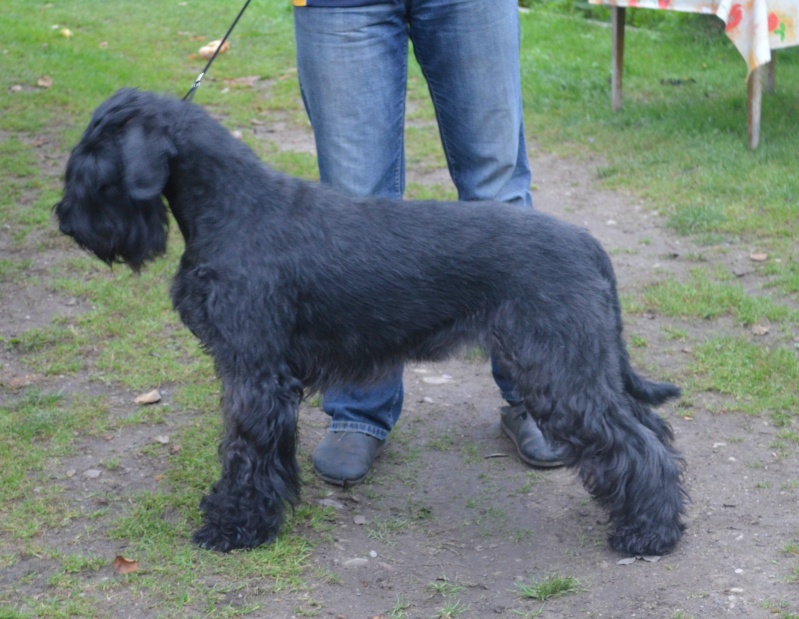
[726,3,743,32]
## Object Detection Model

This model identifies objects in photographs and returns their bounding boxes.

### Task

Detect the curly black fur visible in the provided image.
[55,89,686,555]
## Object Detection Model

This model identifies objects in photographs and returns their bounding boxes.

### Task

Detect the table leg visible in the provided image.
[747,65,762,150]
[764,55,776,94]
[612,7,625,112]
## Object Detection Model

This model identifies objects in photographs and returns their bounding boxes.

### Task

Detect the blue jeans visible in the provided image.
[294,0,531,441]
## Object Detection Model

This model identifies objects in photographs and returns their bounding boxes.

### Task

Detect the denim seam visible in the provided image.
[327,421,390,441]
[394,47,408,198]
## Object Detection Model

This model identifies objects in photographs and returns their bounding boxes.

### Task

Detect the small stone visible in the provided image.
[83,469,101,479]
[343,557,368,568]
[319,498,345,510]
[422,375,452,385]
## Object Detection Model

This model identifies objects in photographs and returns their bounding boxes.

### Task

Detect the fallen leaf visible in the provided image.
[59,28,73,37]
[37,76,53,88]
[112,555,139,574]
[750,252,768,262]
[617,555,660,565]
[750,324,769,336]
[224,75,260,88]
[4,374,41,389]
[154,435,170,445]
[198,39,230,60]
[353,515,367,525]
[134,389,161,405]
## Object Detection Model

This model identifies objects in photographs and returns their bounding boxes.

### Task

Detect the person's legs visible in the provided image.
[409,0,532,207]
[410,0,560,467]
[294,5,408,482]
[295,4,408,200]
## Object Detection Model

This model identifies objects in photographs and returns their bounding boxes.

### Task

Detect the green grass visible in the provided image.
[2,0,799,614]
[642,268,799,325]
[693,336,799,424]
[427,579,465,596]
[515,573,581,601]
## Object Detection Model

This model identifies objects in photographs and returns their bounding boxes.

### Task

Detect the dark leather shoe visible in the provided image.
[312,431,385,486]
[500,405,563,468]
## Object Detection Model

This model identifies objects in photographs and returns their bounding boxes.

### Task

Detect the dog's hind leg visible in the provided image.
[536,392,684,555]
[193,366,302,552]
[505,335,686,556]
[598,397,686,556]
[565,396,686,556]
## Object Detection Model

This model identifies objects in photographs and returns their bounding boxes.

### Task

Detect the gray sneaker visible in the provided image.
[500,405,564,468]
[312,431,386,486]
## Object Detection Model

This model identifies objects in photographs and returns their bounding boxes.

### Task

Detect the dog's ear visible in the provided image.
[120,115,177,201]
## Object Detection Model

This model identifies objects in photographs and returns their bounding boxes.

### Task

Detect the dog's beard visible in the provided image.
[55,194,168,270]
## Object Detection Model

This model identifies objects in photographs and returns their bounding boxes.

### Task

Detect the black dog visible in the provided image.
[55,89,686,555]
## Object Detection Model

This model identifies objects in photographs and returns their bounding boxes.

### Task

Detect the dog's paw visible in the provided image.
[192,504,280,552]
[609,520,684,556]
[192,523,242,553]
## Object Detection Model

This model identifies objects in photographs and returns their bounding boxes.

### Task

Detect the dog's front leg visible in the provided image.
[193,369,302,552]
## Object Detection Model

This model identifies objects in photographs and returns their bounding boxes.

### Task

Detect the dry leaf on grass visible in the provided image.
[112,555,139,574]
[223,75,260,88]
[198,39,230,60]
[2,373,41,389]
[134,389,161,405]
[750,252,768,262]
[37,76,53,88]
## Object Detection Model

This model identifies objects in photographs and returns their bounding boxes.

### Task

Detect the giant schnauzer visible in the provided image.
[55,89,686,555]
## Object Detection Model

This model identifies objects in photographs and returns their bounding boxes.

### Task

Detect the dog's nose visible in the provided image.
[59,219,73,236]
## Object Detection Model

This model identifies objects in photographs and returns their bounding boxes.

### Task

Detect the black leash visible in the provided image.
[183,0,253,101]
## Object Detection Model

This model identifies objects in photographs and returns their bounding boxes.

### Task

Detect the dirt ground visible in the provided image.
[2,122,798,618]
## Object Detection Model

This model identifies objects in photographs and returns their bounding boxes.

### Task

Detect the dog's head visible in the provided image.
[54,88,177,270]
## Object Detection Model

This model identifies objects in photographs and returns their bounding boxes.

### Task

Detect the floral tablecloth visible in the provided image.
[589,0,799,74]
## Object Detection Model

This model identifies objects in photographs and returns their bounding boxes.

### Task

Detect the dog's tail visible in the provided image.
[621,358,681,406]
[587,231,681,408]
